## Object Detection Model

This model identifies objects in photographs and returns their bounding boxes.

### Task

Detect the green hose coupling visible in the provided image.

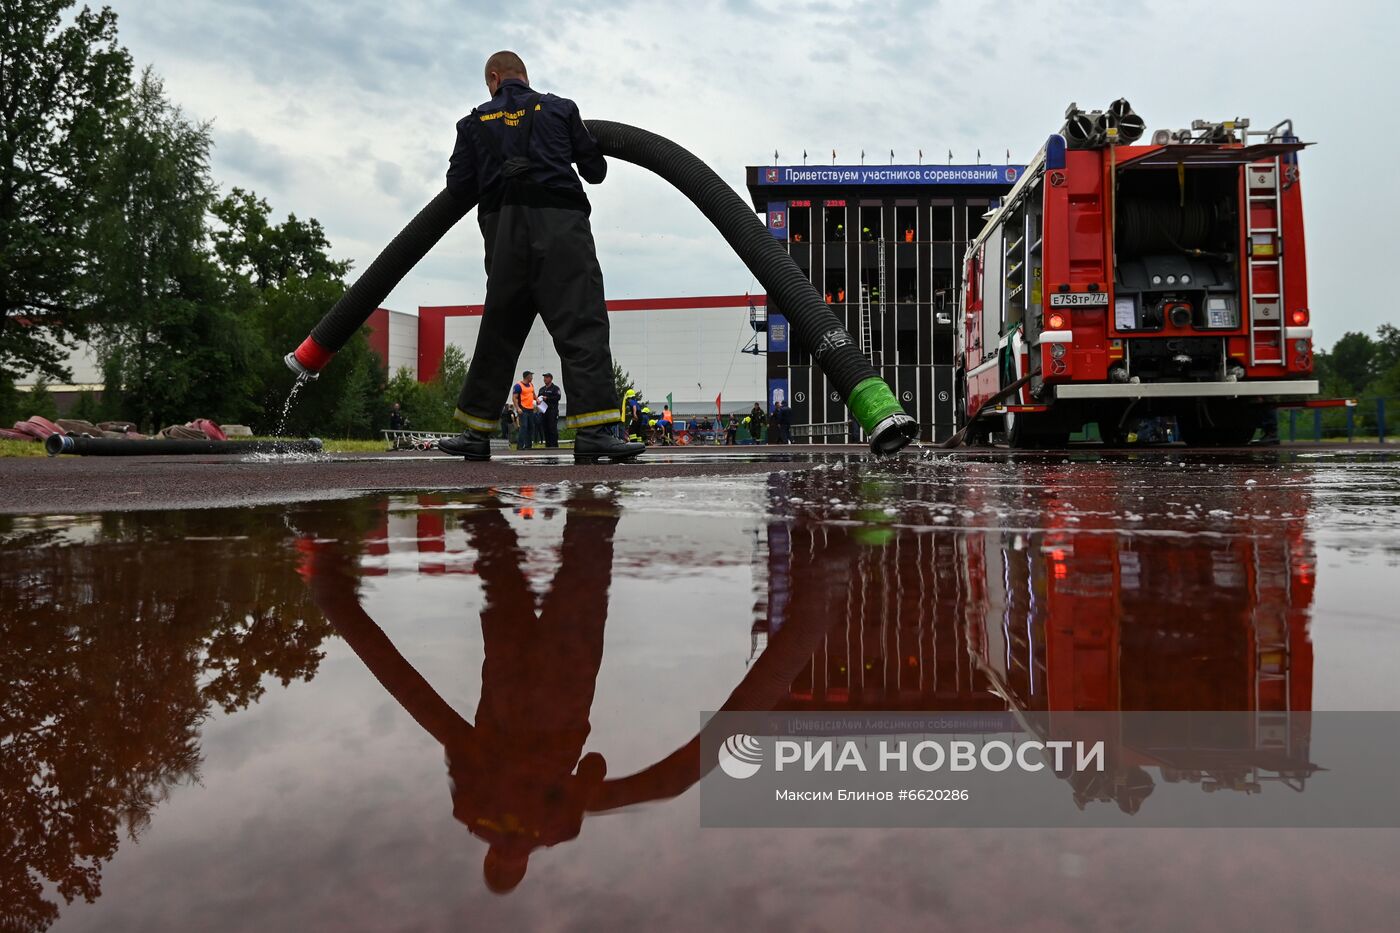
[848,377,918,454]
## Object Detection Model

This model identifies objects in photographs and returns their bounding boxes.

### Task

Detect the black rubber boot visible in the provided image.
[574,425,644,463]
[437,429,492,461]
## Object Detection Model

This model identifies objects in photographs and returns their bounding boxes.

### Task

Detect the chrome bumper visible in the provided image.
[1053,380,1319,400]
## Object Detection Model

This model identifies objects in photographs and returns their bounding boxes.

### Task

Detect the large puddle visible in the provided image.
[4,453,1400,930]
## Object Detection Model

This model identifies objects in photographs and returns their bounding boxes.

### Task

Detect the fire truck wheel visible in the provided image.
[1098,421,1129,447]
[1008,414,1070,450]
[1178,406,1259,447]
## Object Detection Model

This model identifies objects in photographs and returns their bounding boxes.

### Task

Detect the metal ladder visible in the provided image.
[1253,536,1291,757]
[859,285,874,362]
[873,237,887,367]
[1246,158,1285,365]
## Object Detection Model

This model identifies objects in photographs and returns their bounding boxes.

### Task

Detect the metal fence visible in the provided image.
[381,429,459,450]
[1284,397,1392,443]
[789,422,853,441]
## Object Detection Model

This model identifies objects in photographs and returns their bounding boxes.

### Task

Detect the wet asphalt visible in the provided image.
[4,442,1394,514]
[4,446,1400,930]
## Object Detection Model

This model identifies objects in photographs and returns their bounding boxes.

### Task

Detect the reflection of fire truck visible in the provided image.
[754,475,1004,712]
[957,100,1318,447]
[965,466,1318,811]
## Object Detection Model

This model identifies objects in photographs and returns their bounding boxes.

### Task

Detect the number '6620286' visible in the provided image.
[910,789,968,801]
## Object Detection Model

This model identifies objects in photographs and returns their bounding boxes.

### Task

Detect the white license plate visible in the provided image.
[1049,292,1109,307]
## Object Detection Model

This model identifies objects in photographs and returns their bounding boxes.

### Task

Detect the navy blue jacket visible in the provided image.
[537,381,562,415]
[447,79,606,214]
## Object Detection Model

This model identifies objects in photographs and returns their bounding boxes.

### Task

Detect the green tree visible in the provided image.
[329,349,377,437]
[0,1,131,382]
[1329,331,1376,395]
[384,365,437,431]
[613,360,639,406]
[205,185,387,436]
[245,273,383,437]
[0,375,18,423]
[84,69,254,430]
[427,343,468,426]
[0,502,373,930]
[379,346,469,433]
[68,387,101,424]
[17,374,58,420]
[1374,324,1400,376]
[210,187,349,290]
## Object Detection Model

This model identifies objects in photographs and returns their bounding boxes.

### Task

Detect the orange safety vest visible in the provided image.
[662,410,673,423]
[904,229,914,243]
[517,382,535,410]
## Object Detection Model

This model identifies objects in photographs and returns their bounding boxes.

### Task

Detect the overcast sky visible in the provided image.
[107,0,1392,348]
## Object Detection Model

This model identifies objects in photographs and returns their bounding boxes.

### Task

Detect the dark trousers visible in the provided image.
[517,409,537,449]
[456,205,619,433]
[543,411,559,447]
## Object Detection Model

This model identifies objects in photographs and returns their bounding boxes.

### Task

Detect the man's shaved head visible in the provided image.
[484,50,527,93]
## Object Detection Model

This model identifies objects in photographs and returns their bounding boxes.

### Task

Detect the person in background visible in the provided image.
[538,372,562,448]
[660,405,674,444]
[389,402,408,431]
[512,370,538,450]
[774,400,792,443]
[724,415,738,446]
[500,400,516,440]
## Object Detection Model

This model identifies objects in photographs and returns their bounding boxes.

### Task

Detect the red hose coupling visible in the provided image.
[286,336,334,378]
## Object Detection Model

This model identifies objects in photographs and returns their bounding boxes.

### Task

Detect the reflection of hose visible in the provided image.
[285,120,915,454]
[587,527,855,812]
[302,506,850,815]
[304,542,474,748]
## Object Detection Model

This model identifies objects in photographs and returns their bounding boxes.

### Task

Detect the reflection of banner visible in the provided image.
[767,201,787,240]
[768,378,788,412]
[768,314,788,352]
[758,165,1022,186]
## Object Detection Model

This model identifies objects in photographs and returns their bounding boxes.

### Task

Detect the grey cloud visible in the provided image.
[373,159,408,201]
[212,126,293,189]
[809,47,849,65]
[106,0,1400,344]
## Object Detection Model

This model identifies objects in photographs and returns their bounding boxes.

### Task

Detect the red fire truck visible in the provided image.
[957,101,1318,447]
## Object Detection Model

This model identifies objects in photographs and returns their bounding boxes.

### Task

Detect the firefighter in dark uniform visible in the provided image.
[537,372,562,448]
[437,50,643,464]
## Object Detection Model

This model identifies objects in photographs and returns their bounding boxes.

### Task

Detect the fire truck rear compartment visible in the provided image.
[1113,166,1242,375]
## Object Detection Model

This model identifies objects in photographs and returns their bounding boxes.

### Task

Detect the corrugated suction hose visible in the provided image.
[286,120,916,454]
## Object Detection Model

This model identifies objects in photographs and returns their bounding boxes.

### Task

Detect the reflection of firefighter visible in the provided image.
[303,493,849,882]
[306,490,617,893]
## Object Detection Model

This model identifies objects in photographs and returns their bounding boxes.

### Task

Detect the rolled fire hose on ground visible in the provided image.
[285,120,917,455]
[46,435,324,457]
